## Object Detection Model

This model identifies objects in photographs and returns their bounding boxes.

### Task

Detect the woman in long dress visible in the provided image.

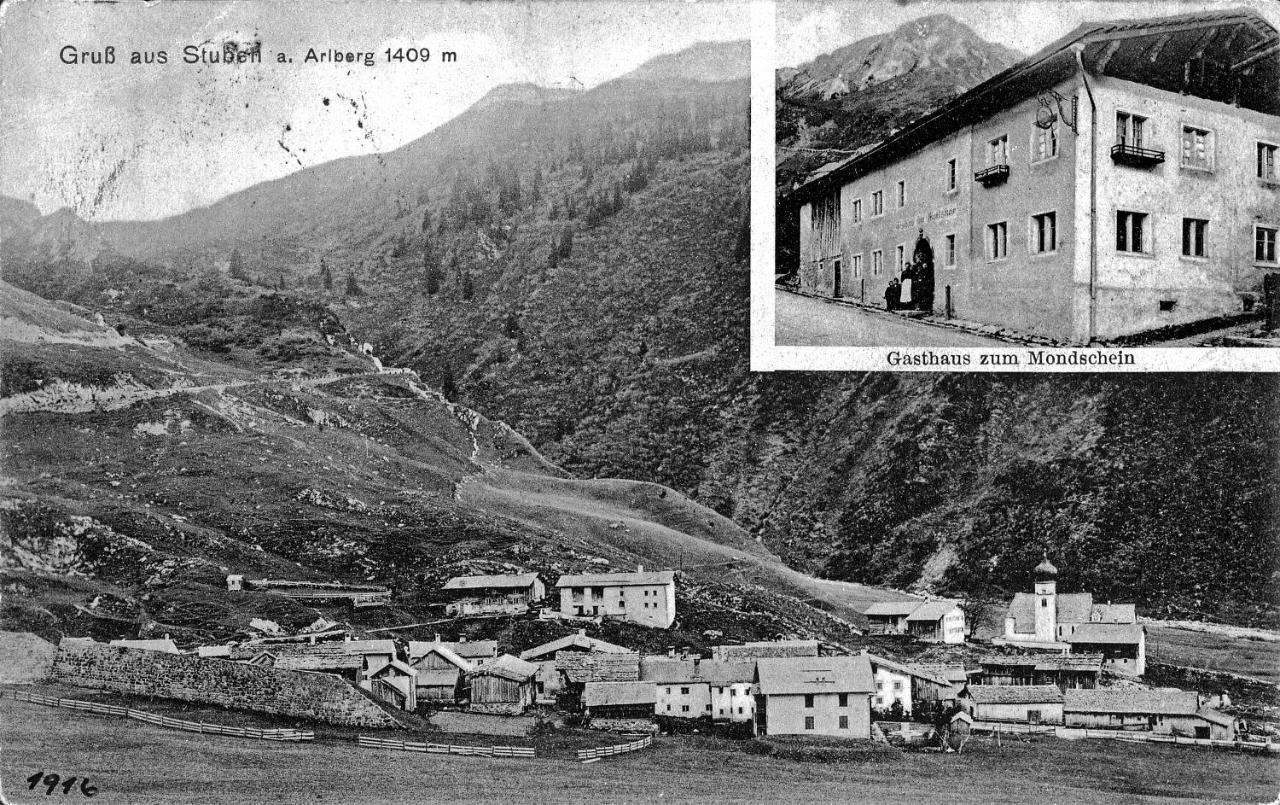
[899,262,914,307]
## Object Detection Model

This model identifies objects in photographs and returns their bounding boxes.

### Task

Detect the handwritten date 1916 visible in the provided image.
[25,772,99,797]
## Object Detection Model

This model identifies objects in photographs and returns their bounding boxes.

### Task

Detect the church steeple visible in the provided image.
[1034,552,1058,642]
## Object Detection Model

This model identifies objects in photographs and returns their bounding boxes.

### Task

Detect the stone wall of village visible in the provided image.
[52,639,401,728]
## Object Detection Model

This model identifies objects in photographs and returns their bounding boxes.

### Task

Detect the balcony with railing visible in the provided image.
[974,164,1010,186]
[1110,143,1165,168]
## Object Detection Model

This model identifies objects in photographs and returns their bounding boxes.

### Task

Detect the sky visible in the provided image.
[0,0,749,221]
[777,0,1280,68]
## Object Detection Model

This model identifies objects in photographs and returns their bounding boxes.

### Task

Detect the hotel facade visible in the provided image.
[791,9,1280,344]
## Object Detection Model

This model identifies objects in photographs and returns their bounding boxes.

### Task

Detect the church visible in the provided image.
[789,8,1280,343]
[995,556,1145,677]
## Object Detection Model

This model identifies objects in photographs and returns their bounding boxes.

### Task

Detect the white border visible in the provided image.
[751,0,1280,373]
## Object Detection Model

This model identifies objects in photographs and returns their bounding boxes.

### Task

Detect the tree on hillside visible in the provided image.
[344,271,363,297]
[229,249,248,281]
[423,238,442,295]
[440,367,458,402]
[318,258,333,290]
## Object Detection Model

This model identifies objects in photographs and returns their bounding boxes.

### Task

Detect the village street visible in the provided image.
[774,289,1007,347]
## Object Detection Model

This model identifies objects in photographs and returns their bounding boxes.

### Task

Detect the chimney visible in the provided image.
[434,633,441,643]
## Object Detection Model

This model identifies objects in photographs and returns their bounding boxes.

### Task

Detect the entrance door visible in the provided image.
[1194,726,1210,739]
[833,258,842,298]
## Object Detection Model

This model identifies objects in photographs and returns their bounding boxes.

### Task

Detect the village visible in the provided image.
[8,553,1273,767]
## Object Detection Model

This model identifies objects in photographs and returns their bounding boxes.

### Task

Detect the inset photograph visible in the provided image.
[772,1,1280,351]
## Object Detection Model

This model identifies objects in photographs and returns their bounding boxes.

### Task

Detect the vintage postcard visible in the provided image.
[754,0,1280,371]
[1,1,1278,803]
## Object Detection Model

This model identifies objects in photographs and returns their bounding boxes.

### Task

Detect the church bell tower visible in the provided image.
[1034,553,1058,642]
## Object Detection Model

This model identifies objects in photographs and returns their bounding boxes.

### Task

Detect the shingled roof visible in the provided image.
[556,570,675,588]
[1066,623,1144,645]
[409,639,499,661]
[583,681,657,708]
[443,573,540,591]
[1064,688,1232,726]
[229,643,362,671]
[557,651,641,683]
[711,640,819,661]
[980,654,1105,671]
[468,654,538,682]
[518,631,631,661]
[756,655,875,696]
[962,684,1064,704]
[906,600,962,622]
[864,601,922,617]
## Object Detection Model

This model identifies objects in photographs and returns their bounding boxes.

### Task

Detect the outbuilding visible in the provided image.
[958,684,1064,725]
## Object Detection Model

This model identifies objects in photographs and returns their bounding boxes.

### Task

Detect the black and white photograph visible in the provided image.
[765,0,1280,370]
[1,1,1278,803]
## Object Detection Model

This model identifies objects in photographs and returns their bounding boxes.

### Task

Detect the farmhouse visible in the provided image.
[441,573,545,616]
[998,556,1145,675]
[520,630,633,703]
[864,599,966,643]
[754,655,875,738]
[959,684,1065,725]
[409,638,499,664]
[362,658,418,711]
[789,8,1280,343]
[642,658,757,722]
[582,680,659,723]
[977,654,1103,690]
[555,567,676,628]
[406,641,473,704]
[866,653,962,715]
[466,654,538,715]
[1063,688,1236,739]
[229,642,362,681]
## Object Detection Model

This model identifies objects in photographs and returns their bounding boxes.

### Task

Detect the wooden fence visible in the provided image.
[357,735,535,758]
[1056,726,1279,753]
[970,720,1057,735]
[4,690,314,742]
[575,735,653,762]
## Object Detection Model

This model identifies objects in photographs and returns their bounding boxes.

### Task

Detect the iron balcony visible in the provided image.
[1110,143,1166,167]
[974,164,1010,186]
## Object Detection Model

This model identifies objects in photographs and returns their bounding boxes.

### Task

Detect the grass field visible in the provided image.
[3,697,1277,804]
[1145,623,1280,684]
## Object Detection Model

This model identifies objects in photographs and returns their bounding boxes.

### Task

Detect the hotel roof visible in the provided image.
[791,8,1279,205]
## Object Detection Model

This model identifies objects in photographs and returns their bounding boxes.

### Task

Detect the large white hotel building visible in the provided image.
[791,9,1280,343]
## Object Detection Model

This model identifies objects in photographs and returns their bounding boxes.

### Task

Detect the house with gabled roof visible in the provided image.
[978,653,1103,690]
[864,599,966,643]
[641,657,757,723]
[865,652,962,715]
[1063,688,1235,739]
[556,566,676,628]
[789,7,1280,343]
[959,684,1065,725]
[466,654,539,715]
[363,658,418,711]
[518,629,634,704]
[442,573,545,616]
[754,655,875,738]
[582,681,658,722]
[407,640,474,704]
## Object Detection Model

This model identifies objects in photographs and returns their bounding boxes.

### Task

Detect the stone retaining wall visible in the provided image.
[53,639,400,728]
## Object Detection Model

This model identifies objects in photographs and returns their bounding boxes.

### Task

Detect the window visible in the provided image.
[876,681,884,691]
[1117,211,1149,253]
[1180,125,1213,170]
[1159,300,1177,312]
[682,705,690,713]
[666,704,671,711]
[871,190,884,216]
[1031,212,1057,254]
[987,221,1008,260]
[804,694,815,708]
[946,158,957,192]
[852,198,862,223]
[988,134,1009,166]
[1182,218,1207,258]
[738,706,744,715]
[1033,120,1058,161]
[804,716,815,730]
[1257,226,1278,264]
[851,254,862,279]
[896,180,906,208]
[666,687,671,694]
[872,249,883,276]
[944,234,957,268]
[895,244,905,274]
[705,704,712,711]
[1260,143,1278,181]
[1116,112,1146,147]
[681,687,690,695]
[838,694,848,707]
[839,715,849,729]
[892,681,903,692]
[1041,599,1048,608]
